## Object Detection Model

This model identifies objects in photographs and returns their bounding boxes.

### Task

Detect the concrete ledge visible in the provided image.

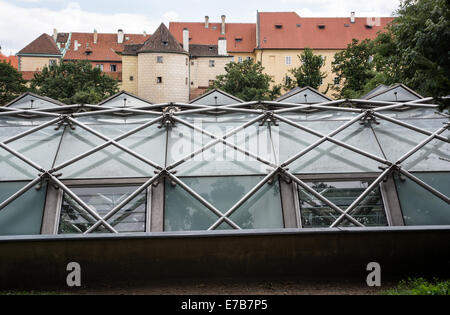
[0,227,449,289]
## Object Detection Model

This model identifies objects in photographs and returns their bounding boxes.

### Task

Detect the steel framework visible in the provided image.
[0,96,448,234]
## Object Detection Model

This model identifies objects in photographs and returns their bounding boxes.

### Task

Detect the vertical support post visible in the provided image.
[150,179,165,232]
[379,174,405,226]
[41,185,63,234]
[279,179,298,228]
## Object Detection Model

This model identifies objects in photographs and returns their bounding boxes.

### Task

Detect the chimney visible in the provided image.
[221,15,226,35]
[117,29,124,44]
[218,37,227,56]
[183,28,189,52]
[350,11,356,23]
[205,16,209,28]
[53,28,58,42]
[93,29,98,44]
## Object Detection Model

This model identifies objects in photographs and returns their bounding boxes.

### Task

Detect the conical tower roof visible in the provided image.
[138,23,188,54]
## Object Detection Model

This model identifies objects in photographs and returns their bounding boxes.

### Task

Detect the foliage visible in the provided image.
[331,0,450,108]
[0,61,28,106]
[211,59,281,101]
[383,278,450,295]
[30,60,119,104]
[331,39,376,98]
[284,48,327,91]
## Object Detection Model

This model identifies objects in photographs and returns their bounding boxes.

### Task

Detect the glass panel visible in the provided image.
[395,172,450,226]
[164,176,284,231]
[373,119,449,171]
[276,121,385,174]
[58,186,147,234]
[0,181,47,236]
[298,180,387,228]
[0,126,63,180]
[167,121,275,176]
[101,95,152,108]
[7,95,60,109]
[54,124,165,179]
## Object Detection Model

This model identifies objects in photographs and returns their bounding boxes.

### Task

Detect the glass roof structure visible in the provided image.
[0,89,449,236]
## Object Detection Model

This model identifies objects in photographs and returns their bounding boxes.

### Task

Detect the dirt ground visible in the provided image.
[55,278,396,295]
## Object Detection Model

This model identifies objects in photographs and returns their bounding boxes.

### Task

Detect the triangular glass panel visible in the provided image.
[276,120,386,174]
[54,123,163,179]
[0,181,47,236]
[371,118,448,164]
[394,172,450,226]
[167,119,275,176]
[0,126,63,180]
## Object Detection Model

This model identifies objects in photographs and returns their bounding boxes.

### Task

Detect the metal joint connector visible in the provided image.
[360,110,379,125]
[259,110,278,126]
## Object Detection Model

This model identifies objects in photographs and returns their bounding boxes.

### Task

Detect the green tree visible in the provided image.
[331,39,376,98]
[284,48,327,91]
[0,61,28,106]
[30,60,119,104]
[211,59,281,101]
[377,0,450,104]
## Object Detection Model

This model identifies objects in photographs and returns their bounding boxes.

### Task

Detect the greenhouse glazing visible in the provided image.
[0,92,449,236]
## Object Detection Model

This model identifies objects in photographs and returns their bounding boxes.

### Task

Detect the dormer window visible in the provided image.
[162,41,168,46]
[365,24,373,29]
[318,24,326,29]
[235,38,243,43]
[275,24,283,29]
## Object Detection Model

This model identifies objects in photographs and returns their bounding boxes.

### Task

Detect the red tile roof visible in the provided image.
[169,22,256,53]
[64,32,151,62]
[0,54,18,69]
[258,12,394,49]
[18,33,61,55]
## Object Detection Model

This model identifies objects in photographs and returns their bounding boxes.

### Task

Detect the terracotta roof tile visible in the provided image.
[258,12,394,49]
[64,32,150,61]
[18,33,61,55]
[170,22,256,53]
[0,54,18,69]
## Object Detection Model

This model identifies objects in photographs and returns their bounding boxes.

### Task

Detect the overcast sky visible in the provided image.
[0,0,401,55]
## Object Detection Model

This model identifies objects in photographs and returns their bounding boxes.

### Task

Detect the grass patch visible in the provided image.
[383,278,450,295]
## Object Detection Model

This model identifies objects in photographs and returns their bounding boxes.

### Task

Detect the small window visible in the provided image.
[162,41,169,46]
[296,24,301,28]
[185,77,188,85]
[110,65,117,72]
[191,61,195,66]
[209,60,215,67]
[318,24,326,29]
[49,60,57,66]
[334,77,340,85]
[129,76,134,81]
[58,186,148,234]
[157,77,163,84]
[285,56,292,65]
[96,64,104,71]
[275,24,283,29]
[285,76,292,86]
[246,56,252,61]
[235,38,243,43]
[238,56,243,63]
[186,58,188,66]
[209,80,214,86]
[157,56,163,63]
